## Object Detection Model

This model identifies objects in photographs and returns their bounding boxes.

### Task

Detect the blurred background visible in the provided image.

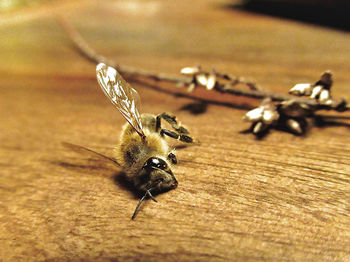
[1,0,349,80]
[2,0,350,31]
[240,0,350,31]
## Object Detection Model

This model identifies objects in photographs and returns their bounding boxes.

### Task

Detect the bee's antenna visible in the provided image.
[131,189,157,220]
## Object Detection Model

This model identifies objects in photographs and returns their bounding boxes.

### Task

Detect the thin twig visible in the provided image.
[58,16,350,113]
[315,114,350,120]
[57,16,270,91]
[216,83,347,111]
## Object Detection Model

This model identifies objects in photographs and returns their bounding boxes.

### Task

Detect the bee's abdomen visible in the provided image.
[124,144,144,166]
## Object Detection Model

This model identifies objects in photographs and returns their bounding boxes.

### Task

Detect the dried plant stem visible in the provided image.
[217,84,350,112]
[58,16,350,113]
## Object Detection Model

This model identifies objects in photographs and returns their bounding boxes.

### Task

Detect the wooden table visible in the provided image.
[1,0,350,261]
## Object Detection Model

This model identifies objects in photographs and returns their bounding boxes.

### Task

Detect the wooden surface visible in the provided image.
[1,0,350,261]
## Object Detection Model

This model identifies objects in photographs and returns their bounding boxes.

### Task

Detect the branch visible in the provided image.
[58,16,350,137]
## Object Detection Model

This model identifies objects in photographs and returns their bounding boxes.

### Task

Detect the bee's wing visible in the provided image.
[62,142,120,166]
[96,63,145,138]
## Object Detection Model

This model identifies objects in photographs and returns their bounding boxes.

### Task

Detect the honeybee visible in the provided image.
[66,63,195,220]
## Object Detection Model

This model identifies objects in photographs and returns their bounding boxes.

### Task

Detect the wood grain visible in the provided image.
[1,0,350,261]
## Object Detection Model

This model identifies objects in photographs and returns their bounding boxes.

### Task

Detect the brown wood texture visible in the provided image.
[1,0,350,261]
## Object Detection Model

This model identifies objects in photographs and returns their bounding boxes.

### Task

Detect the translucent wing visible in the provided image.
[62,142,120,166]
[96,63,145,138]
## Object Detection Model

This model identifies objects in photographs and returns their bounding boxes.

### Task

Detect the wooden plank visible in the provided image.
[1,0,350,261]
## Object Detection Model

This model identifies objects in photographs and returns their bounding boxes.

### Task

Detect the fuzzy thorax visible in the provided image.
[115,120,171,180]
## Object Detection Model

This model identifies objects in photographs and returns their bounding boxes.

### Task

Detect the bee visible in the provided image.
[66,63,195,220]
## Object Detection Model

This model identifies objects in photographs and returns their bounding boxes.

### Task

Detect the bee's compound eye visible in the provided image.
[143,157,168,170]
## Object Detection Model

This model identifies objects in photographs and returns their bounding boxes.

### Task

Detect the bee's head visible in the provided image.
[132,157,178,220]
[139,157,178,192]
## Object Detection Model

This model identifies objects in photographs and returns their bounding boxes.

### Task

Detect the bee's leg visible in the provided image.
[160,129,193,144]
[167,150,177,164]
[160,129,179,139]
[147,190,158,202]
[156,113,190,134]
[156,113,193,143]
[131,189,157,220]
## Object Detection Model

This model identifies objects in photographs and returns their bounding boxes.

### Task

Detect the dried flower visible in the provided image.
[318,90,332,105]
[253,121,268,134]
[180,66,200,75]
[187,83,196,93]
[289,83,312,96]
[195,73,208,86]
[310,85,322,99]
[243,99,311,136]
[310,85,332,105]
[206,74,217,90]
[181,66,217,91]
[244,107,264,122]
[289,71,334,105]
[285,118,303,135]
[61,19,350,139]
[243,103,279,134]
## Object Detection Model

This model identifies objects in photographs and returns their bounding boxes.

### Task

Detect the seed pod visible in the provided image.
[310,85,323,99]
[289,83,312,96]
[195,74,208,86]
[206,74,217,90]
[243,107,264,122]
[286,119,303,135]
[181,67,200,75]
[262,109,279,124]
[319,89,330,103]
[253,121,268,134]
[187,83,196,93]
